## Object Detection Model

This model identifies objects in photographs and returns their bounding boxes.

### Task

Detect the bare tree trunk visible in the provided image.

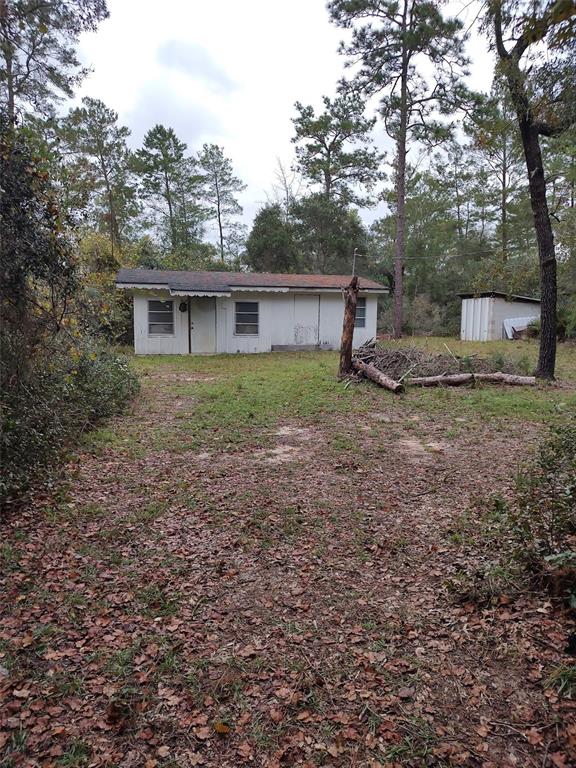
[352,359,404,392]
[518,118,557,379]
[393,1,409,340]
[338,275,358,377]
[99,149,117,259]
[212,170,225,261]
[500,132,509,262]
[0,4,15,123]
[163,166,176,252]
[493,4,557,380]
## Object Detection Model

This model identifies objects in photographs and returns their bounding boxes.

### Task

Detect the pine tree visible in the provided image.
[329,0,469,338]
[134,125,206,254]
[60,97,137,257]
[291,93,383,204]
[198,144,246,262]
[0,0,108,121]
[488,0,576,378]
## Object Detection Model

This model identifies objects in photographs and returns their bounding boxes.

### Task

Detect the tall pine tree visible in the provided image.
[329,0,469,338]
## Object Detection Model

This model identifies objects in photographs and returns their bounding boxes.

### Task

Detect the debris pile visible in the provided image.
[351,341,536,392]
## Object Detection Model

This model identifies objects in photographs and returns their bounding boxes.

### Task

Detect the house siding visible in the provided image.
[132,291,378,355]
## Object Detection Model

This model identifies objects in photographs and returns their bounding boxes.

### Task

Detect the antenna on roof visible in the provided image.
[352,247,362,277]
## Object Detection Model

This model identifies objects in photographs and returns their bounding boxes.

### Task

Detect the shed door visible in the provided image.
[189,297,216,353]
[294,295,320,346]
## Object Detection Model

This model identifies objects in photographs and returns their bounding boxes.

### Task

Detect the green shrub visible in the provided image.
[512,422,576,565]
[0,334,139,508]
[448,421,576,602]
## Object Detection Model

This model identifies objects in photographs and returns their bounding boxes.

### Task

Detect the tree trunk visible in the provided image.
[338,276,358,377]
[393,1,409,340]
[407,372,535,387]
[213,170,225,261]
[352,359,404,392]
[163,166,176,252]
[493,4,558,381]
[518,118,557,379]
[0,5,15,123]
[99,150,117,259]
[501,134,508,262]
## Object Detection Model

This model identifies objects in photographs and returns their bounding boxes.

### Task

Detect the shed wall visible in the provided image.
[460,297,492,341]
[490,298,540,339]
[460,296,541,341]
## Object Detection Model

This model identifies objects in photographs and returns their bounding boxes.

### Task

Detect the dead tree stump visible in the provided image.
[339,276,359,378]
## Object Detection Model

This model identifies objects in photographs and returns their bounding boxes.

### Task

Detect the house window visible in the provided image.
[148,299,174,335]
[355,297,366,328]
[235,301,259,335]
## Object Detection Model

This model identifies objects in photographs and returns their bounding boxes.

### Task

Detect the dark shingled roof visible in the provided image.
[116,268,388,293]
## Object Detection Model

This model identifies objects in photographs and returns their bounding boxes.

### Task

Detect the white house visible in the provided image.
[460,291,541,341]
[116,269,388,355]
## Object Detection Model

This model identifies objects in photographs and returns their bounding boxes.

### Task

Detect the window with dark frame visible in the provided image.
[235,301,259,335]
[355,297,366,328]
[148,299,174,335]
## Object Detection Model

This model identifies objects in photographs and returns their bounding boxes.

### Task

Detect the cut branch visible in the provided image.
[352,359,404,393]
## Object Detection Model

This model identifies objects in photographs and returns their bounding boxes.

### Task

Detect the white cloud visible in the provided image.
[75,0,494,231]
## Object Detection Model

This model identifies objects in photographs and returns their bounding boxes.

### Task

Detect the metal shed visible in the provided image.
[459,292,541,341]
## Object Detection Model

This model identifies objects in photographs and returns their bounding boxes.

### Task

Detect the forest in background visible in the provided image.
[1,0,575,503]
[2,2,575,342]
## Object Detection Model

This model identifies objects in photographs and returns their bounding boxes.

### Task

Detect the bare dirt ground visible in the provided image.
[1,358,575,768]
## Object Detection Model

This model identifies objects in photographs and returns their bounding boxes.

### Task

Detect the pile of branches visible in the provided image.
[352,341,536,393]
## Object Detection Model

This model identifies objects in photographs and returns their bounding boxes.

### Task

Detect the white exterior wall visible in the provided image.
[133,291,189,354]
[461,296,540,341]
[490,298,540,340]
[132,290,379,355]
[460,297,492,341]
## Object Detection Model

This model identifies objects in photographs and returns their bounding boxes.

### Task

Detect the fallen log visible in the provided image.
[407,373,474,387]
[352,359,404,393]
[406,371,536,387]
[474,372,536,386]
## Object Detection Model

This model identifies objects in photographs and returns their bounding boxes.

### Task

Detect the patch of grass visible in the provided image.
[545,665,576,698]
[125,500,168,524]
[0,544,19,571]
[56,740,91,767]
[105,642,142,679]
[48,671,86,698]
[129,351,378,453]
[381,716,437,761]
[138,584,180,618]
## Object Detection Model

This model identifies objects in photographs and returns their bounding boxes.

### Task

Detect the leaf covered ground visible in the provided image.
[2,342,576,768]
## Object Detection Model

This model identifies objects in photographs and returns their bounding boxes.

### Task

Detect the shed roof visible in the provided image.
[116,268,388,295]
[458,291,541,305]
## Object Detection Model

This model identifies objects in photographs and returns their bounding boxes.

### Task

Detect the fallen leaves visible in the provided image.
[1,360,575,767]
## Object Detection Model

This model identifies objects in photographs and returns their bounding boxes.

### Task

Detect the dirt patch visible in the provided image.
[275,425,315,440]
[256,444,302,464]
[0,363,573,768]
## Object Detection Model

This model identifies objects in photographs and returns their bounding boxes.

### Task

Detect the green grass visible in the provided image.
[83,341,576,459]
[545,665,576,698]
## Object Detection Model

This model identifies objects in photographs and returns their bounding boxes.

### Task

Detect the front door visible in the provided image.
[189,297,216,353]
[294,294,320,346]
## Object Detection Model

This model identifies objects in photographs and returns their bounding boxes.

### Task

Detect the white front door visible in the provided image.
[189,298,216,353]
[294,294,320,346]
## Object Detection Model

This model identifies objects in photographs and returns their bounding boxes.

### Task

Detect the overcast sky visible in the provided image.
[76,0,495,233]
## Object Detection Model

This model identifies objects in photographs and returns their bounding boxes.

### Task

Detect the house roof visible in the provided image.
[116,268,388,295]
[458,291,541,305]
